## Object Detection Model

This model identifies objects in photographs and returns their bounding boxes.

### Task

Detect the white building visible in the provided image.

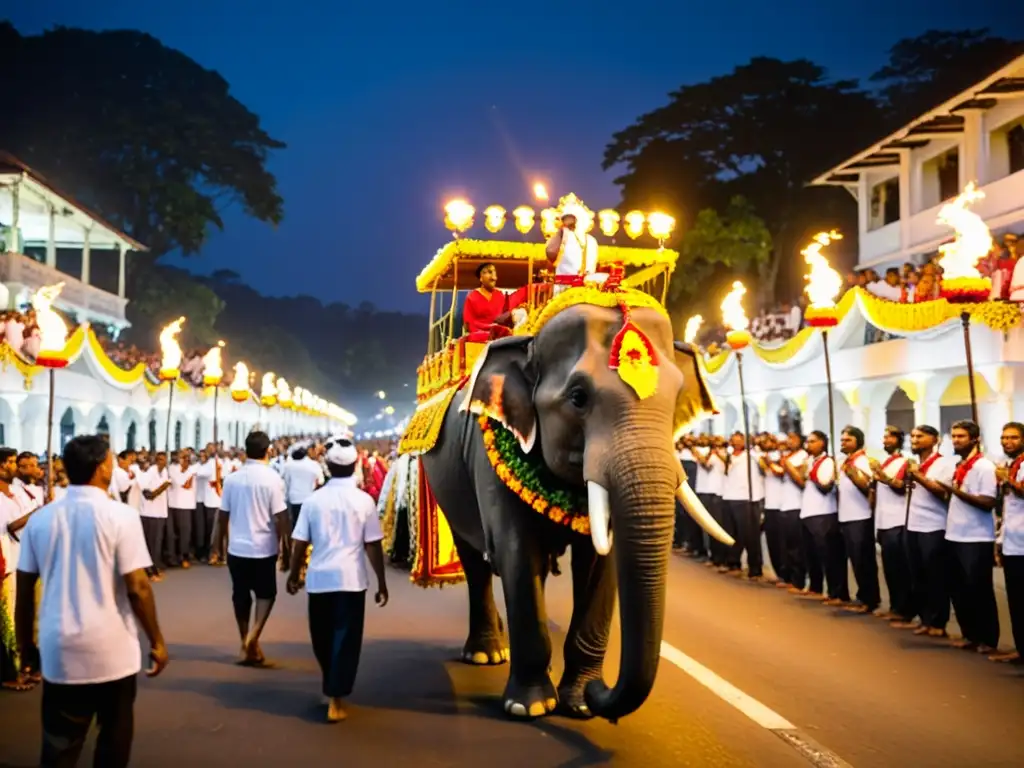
[812,54,1024,269]
[703,57,1024,453]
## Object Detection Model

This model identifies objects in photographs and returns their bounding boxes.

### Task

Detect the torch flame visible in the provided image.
[158,317,186,379]
[802,231,844,309]
[260,372,278,401]
[32,282,70,360]
[276,377,292,407]
[684,314,703,344]
[937,182,992,280]
[202,341,225,385]
[533,182,549,202]
[721,281,749,332]
[230,361,250,398]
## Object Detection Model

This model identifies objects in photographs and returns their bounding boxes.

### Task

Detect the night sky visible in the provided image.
[7,2,1012,312]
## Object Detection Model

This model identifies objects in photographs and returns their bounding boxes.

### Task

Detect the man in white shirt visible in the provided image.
[695,436,727,568]
[12,452,44,512]
[217,431,290,666]
[759,435,785,583]
[837,426,881,613]
[1,447,33,691]
[788,430,845,600]
[675,437,704,557]
[872,426,914,623]
[15,435,167,767]
[993,422,1024,664]
[773,432,807,591]
[939,420,1000,653]
[902,424,955,637]
[139,452,171,581]
[721,432,763,580]
[167,451,198,568]
[287,436,389,722]
[199,446,229,565]
[545,210,599,289]
[284,443,326,530]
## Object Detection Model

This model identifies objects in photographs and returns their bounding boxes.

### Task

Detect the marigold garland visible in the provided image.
[479,415,588,534]
[517,285,668,338]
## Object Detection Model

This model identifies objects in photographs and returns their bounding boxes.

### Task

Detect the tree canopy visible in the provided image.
[0,22,285,258]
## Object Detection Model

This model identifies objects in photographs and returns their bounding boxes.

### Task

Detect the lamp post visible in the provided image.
[936,182,992,424]
[802,231,845,462]
[158,317,185,454]
[32,283,71,501]
[721,281,754,549]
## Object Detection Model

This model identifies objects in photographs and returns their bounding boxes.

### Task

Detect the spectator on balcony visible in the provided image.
[868,268,903,302]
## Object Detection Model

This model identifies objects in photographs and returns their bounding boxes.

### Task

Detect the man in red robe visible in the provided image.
[462,263,508,334]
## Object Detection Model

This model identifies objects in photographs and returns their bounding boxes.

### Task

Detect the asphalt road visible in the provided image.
[1,553,1021,767]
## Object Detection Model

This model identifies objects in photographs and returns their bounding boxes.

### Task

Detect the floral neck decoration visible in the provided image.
[478,414,588,534]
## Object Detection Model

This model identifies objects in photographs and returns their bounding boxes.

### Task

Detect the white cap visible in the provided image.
[324,436,358,467]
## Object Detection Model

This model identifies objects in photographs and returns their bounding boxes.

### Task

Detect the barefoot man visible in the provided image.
[217,431,290,666]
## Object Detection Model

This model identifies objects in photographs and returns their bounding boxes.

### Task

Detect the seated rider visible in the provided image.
[462,262,508,335]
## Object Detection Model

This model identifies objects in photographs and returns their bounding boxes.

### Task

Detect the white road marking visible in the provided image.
[660,641,793,729]
[660,640,852,768]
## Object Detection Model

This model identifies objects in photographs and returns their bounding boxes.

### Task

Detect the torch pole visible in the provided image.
[822,330,837,463]
[45,369,56,502]
[736,351,755,560]
[213,385,220,449]
[165,380,175,454]
[960,311,979,424]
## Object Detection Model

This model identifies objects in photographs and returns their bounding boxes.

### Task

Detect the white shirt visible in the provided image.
[167,464,198,509]
[1000,458,1024,556]
[779,450,807,511]
[945,455,998,543]
[763,451,784,510]
[293,476,383,593]
[139,466,170,518]
[801,455,837,518]
[197,458,224,508]
[907,454,955,533]
[867,279,902,301]
[549,229,598,279]
[837,452,873,523]
[694,448,713,494]
[0,493,25,608]
[285,456,326,505]
[12,478,43,513]
[17,486,152,685]
[721,450,758,502]
[875,454,909,531]
[221,460,288,559]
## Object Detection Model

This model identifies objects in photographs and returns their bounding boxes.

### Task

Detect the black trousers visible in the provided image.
[290,503,304,532]
[878,526,914,619]
[948,541,999,648]
[207,506,225,560]
[40,674,137,768]
[841,518,880,609]
[779,508,805,588]
[763,507,784,581]
[906,530,950,630]
[308,591,367,698]
[700,494,728,566]
[168,507,192,564]
[191,504,208,558]
[140,517,166,572]
[725,499,763,576]
[803,514,848,600]
[1003,555,1024,653]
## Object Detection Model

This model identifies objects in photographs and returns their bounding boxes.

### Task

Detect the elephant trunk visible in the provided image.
[583,426,676,723]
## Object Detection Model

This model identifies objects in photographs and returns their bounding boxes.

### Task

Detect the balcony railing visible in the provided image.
[0,250,127,324]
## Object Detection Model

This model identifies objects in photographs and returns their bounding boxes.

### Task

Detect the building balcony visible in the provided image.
[0,250,127,326]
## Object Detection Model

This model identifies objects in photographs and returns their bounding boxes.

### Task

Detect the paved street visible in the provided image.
[1,553,1021,767]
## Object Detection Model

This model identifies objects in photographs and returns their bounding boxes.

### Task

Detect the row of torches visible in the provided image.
[687,182,995,346]
[33,302,356,426]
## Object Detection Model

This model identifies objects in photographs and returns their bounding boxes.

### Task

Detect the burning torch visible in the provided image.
[158,317,185,454]
[721,281,755,549]
[802,230,844,462]
[202,341,225,449]
[259,372,278,431]
[32,283,71,501]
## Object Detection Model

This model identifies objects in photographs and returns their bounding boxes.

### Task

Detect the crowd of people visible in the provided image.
[674,419,1023,664]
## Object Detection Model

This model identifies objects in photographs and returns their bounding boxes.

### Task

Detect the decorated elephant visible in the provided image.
[419,286,732,723]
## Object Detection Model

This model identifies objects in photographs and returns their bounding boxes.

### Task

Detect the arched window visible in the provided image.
[148,418,157,452]
[174,421,183,451]
[885,388,915,437]
[60,408,76,450]
[126,422,137,452]
[777,398,803,436]
[194,421,202,449]
[97,415,110,437]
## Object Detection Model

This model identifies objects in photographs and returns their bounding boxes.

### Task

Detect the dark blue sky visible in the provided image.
[8,1,1011,311]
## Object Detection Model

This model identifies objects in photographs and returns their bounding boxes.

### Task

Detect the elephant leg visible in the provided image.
[454,532,509,666]
[493,522,557,719]
[556,539,616,719]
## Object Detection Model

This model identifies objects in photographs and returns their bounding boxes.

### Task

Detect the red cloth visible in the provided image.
[463,289,507,334]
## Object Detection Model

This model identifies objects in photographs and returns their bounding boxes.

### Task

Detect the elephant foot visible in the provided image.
[502,675,558,719]
[461,634,509,666]
[555,672,600,719]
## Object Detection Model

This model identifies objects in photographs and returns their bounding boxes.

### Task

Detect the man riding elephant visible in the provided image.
[417,284,732,723]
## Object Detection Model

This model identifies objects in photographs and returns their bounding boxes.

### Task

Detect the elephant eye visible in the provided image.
[567,384,589,410]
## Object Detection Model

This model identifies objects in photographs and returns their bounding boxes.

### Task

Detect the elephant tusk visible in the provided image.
[676,481,734,546]
[587,481,613,556]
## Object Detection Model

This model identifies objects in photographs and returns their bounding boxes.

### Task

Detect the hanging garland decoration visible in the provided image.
[608,298,660,400]
[478,414,589,534]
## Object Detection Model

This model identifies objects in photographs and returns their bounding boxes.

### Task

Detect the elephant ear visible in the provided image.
[459,335,537,453]
[672,341,717,440]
